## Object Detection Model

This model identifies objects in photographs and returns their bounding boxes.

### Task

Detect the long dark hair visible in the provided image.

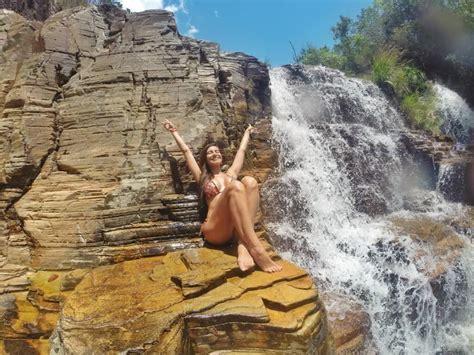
[198,141,224,222]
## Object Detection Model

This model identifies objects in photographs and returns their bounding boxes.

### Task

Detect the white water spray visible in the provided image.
[435,83,474,144]
[265,66,473,354]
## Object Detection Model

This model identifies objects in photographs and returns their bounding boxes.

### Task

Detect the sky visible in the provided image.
[119,0,374,67]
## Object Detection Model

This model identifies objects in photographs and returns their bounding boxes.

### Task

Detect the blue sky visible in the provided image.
[119,0,373,66]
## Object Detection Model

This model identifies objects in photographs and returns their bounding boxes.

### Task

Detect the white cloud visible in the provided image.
[164,4,179,12]
[177,0,188,14]
[121,0,164,12]
[185,25,198,38]
[167,0,187,14]
[120,0,186,14]
[214,10,219,18]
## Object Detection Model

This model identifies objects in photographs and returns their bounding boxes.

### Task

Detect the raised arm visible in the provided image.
[162,119,201,182]
[227,124,256,177]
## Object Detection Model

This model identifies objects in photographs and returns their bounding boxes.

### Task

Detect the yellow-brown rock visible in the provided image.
[48,243,332,354]
[0,269,71,353]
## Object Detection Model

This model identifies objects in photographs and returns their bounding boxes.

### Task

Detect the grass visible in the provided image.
[372,48,440,133]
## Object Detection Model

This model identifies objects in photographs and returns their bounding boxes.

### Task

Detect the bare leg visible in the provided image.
[241,176,260,223]
[201,180,281,272]
[236,177,260,271]
[226,181,282,272]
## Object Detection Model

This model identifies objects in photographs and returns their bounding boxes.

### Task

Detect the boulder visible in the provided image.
[320,293,375,355]
[34,235,331,354]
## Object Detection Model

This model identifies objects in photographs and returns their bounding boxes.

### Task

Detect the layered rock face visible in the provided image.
[400,131,474,203]
[1,5,272,271]
[0,5,332,354]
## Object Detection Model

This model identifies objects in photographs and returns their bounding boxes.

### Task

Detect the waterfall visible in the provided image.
[437,163,467,202]
[265,65,473,354]
[435,83,474,144]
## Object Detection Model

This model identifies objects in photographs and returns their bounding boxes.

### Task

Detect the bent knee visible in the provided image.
[241,176,258,190]
[227,180,245,194]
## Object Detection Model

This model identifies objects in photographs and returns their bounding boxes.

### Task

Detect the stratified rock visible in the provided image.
[0,7,272,271]
[0,269,67,352]
[398,131,474,203]
[51,244,332,354]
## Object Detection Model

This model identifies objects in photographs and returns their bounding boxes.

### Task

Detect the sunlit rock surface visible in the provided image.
[52,241,331,354]
[1,233,333,354]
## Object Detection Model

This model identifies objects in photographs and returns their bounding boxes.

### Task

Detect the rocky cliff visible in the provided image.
[0,5,333,354]
[0,0,86,21]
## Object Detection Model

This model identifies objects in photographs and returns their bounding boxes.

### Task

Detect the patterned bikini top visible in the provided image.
[203,179,221,200]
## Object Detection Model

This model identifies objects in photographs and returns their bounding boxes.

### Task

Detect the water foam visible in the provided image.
[265,66,473,354]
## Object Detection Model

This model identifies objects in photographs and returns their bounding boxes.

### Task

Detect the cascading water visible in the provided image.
[265,65,473,354]
[433,83,473,203]
[435,83,474,145]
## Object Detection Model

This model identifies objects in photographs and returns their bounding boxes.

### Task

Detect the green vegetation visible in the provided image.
[297,46,346,71]
[401,92,439,133]
[370,48,439,132]
[297,0,474,133]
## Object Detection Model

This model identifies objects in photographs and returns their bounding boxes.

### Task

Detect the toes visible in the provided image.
[266,264,282,273]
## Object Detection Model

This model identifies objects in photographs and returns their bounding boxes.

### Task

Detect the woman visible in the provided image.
[162,119,282,273]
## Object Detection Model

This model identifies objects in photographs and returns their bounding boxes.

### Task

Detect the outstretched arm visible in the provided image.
[227,124,256,177]
[162,119,201,182]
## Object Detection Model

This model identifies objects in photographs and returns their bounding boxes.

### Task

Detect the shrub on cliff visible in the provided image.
[371,48,439,133]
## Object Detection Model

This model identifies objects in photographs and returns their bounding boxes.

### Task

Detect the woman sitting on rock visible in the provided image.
[162,119,282,273]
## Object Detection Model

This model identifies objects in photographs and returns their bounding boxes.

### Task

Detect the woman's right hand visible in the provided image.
[162,119,177,132]
[245,123,257,135]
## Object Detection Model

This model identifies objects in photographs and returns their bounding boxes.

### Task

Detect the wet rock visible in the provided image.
[448,206,474,238]
[437,163,468,202]
[389,214,467,323]
[321,293,374,354]
[390,215,465,279]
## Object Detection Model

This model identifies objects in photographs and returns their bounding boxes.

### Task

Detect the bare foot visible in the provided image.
[237,242,255,272]
[249,246,283,273]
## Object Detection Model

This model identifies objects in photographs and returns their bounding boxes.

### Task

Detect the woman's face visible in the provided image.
[206,145,222,167]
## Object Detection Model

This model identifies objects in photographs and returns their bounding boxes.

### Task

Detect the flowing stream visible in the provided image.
[435,83,474,145]
[265,65,473,354]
